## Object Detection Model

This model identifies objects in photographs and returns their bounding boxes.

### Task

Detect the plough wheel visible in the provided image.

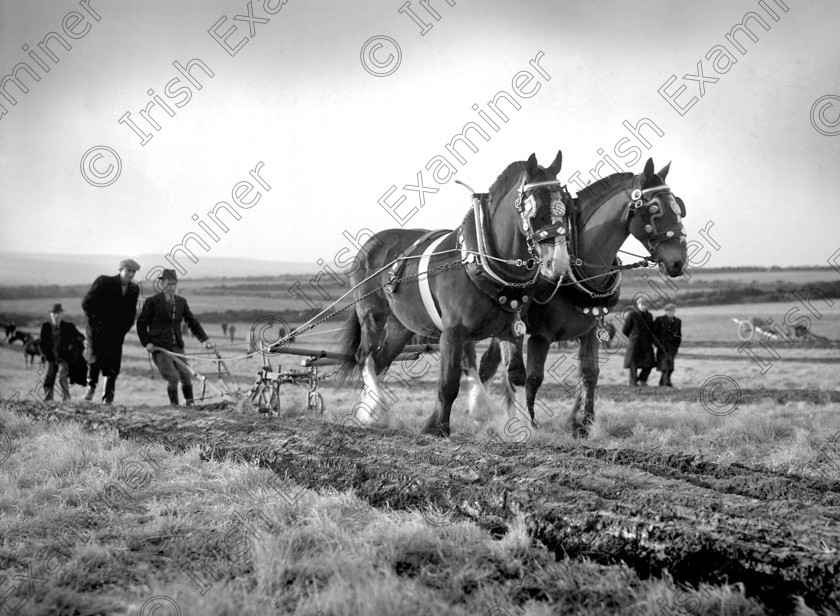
[737,320,754,342]
[308,392,325,414]
[253,383,279,413]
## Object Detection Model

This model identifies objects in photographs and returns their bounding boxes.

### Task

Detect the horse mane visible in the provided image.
[576,173,633,221]
[487,160,528,211]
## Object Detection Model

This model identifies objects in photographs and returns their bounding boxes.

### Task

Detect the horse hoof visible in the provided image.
[421,421,450,438]
[566,421,589,439]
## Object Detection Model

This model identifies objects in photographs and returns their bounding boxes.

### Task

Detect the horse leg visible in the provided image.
[524,335,551,429]
[358,314,416,428]
[422,326,464,438]
[478,337,501,384]
[506,336,526,387]
[376,314,415,373]
[496,340,521,419]
[462,341,495,418]
[354,309,391,427]
[566,327,599,438]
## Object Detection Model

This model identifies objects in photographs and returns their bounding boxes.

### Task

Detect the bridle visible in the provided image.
[513,177,573,269]
[547,176,687,306]
[625,181,686,253]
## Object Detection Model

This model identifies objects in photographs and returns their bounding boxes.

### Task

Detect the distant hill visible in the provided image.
[0,253,319,285]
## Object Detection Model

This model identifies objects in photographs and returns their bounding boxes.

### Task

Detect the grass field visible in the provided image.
[1,269,840,615]
[7,402,820,616]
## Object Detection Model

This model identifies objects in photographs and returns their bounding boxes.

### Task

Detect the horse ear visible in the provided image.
[526,153,539,176]
[546,150,563,177]
[656,162,671,182]
[642,158,655,183]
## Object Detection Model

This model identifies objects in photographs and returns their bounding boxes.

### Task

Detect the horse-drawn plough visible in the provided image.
[731,317,840,346]
[159,336,439,416]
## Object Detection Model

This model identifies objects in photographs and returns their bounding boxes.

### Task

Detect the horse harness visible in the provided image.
[457,179,572,310]
[381,177,684,339]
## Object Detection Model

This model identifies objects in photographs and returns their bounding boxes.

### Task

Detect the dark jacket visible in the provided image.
[137,293,207,350]
[653,315,682,371]
[40,321,84,363]
[82,274,139,338]
[622,308,656,369]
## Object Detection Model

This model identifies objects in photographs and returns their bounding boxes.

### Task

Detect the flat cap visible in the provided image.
[50,303,64,313]
[119,258,141,271]
[664,303,677,311]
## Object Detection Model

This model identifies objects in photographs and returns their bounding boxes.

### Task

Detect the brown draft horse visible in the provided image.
[338,152,573,437]
[479,159,687,437]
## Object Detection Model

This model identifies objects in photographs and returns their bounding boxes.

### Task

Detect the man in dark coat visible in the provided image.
[622,297,656,386]
[81,259,141,404]
[653,303,682,387]
[39,304,85,402]
[137,269,213,406]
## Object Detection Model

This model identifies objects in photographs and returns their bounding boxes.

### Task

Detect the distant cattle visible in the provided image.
[8,330,31,345]
[24,337,45,368]
[3,322,16,340]
[5,330,44,368]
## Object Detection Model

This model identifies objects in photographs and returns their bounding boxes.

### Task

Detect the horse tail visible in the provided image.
[499,340,517,415]
[334,311,362,386]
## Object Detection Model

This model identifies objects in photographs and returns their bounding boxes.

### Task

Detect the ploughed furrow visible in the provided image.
[572,446,840,510]
[537,383,840,405]
[8,401,840,612]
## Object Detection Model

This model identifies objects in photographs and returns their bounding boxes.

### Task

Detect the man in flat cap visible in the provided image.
[39,304,85,402]
[81,259,141,404]
[137,269,213,406]
[653,303,682,387]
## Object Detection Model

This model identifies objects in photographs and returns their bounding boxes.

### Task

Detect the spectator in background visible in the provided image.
[653,303,682,387]
[229,324,236,342]
[81,259,141,404]
[622,297,656,386]
[40,304,85,403]
[137,269,213,406]
[222,322,228,336]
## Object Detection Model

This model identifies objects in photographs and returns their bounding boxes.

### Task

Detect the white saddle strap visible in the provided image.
[417,235,448,331]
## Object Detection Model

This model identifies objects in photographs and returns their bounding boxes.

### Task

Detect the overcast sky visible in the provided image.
[1,0,838,277]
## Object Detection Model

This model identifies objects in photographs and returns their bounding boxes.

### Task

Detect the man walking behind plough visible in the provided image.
[137,269,214,406]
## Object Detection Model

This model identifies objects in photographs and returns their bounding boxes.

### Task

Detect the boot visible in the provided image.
[182,383,194,407]
[83,386,95,401]
[102,376,116,405]
[167,386,179,406]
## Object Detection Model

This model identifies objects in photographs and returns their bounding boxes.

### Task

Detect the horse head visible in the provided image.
[488,150,572,282]
[626,158,687,277]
